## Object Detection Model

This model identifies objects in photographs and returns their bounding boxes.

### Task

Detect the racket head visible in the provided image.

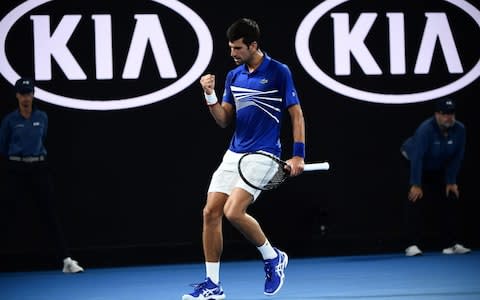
[238,151,289,191]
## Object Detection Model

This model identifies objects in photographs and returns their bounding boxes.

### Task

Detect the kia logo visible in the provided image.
[0,0,213,110]
[295,0,480,104]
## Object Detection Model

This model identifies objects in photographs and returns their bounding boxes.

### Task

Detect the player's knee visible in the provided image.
[203,205,223,223]
[223,207,242,224]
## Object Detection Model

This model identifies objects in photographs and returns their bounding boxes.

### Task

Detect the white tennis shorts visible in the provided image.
[208,150,278,201]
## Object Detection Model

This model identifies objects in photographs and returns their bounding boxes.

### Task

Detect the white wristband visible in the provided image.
[204,91,218,105]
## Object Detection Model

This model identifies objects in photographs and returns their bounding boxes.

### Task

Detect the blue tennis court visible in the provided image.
[1,251,479,300]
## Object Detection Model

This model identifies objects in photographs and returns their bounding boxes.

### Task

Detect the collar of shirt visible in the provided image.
[14,107,39,120]
[241,52,272,76]
[430,116,456,136]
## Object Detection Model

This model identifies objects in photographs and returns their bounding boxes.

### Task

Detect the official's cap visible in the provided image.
[14,77,34,94]
[435,97,455,114]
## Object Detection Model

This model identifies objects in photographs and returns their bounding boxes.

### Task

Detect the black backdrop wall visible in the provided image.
[1,0,479,270]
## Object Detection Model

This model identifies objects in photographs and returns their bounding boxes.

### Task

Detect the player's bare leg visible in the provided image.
[223,188,267,246]
[183,192,228,300]
[203,192,228,264]
[224,188,288,296]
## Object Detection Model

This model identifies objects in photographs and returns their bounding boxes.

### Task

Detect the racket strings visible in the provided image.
[239,153,288,190]
[263,164,287,189]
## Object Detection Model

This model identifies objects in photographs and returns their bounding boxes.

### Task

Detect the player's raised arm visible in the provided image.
[199,74,234,128]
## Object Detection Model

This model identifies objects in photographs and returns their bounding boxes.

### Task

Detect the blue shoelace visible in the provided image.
[190,280,208,291]
[264,262,273,280]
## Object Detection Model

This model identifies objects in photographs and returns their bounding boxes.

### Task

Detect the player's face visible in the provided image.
[229,38,257,65]
[16,92,34,109]
[435,111,456,128]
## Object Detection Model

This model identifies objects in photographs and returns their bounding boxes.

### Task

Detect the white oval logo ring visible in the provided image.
[295,0,480,104]
[0,0,213,110]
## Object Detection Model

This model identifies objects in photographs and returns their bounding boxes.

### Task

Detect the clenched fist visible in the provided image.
[200,74,215,95]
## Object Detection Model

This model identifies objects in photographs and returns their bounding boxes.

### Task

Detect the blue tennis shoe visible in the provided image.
[263,248,288,295]
[182,277,226,300]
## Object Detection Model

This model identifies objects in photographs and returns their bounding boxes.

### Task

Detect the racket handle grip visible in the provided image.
[304,162,330,171]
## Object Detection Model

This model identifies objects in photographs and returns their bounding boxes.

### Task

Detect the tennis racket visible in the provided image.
[238,151,330,191]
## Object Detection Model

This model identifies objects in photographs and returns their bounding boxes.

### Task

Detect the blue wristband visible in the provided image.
[293,142,305,158]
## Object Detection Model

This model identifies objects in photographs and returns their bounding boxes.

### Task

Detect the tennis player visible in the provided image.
[183,18,305,299]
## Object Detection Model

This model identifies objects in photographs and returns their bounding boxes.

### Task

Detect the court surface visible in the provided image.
[1,251,479,300]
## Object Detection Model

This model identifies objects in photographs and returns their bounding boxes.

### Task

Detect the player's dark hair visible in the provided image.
[227,18,260,47]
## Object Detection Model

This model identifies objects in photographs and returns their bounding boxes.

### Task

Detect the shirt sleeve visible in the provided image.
[409,125,430,186]
[280,64,300,108]
[0,116,10,156]
[222,71,235,105]
[445,126,466,184]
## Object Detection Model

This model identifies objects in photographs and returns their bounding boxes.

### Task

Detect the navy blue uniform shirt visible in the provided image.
[401,116,465,186]
[0,109,48,157]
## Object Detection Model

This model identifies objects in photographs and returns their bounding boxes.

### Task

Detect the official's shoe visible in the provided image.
[263,248,288,296]
[405,245,423,257]
[62,257,84,273]
[442,244,471,255]
[182,277,226,300]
